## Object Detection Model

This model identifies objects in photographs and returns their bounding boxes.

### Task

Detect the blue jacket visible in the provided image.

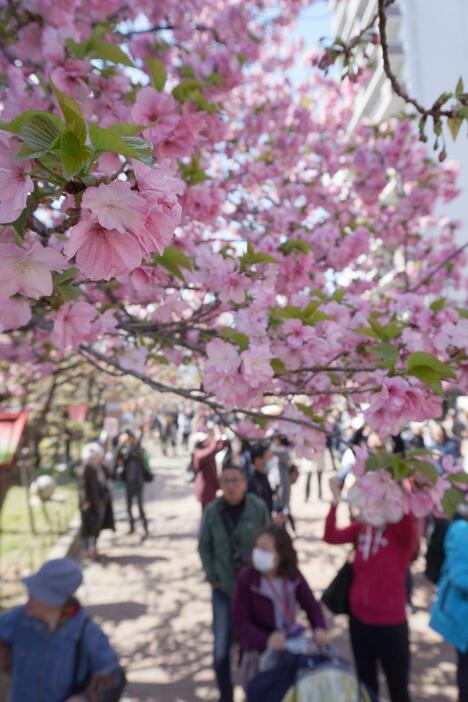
[0,603,120,702]
[430,520,468,653]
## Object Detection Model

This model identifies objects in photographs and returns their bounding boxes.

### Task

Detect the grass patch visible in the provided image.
[0,479,78,585]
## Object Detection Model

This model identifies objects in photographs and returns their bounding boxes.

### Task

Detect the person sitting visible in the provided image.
[232,524,329,689]
[0,558,125,702]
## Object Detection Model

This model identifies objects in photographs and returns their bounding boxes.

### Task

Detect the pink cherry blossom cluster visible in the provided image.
[0,0,466,517]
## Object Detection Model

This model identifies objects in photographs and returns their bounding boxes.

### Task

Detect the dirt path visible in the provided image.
[79,450,457,702]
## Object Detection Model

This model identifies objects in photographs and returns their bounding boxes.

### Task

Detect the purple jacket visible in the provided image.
[232,566,326,652]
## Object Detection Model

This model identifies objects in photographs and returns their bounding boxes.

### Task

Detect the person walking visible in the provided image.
[324,476,418,702]
[79,443,115,560]
[198,464,270,702]
[232,524,329,688]
[0,558,125,702]
[248,443,274,514]
[430,504,468,702]
[192,430,227,515]
[116,431,149,538]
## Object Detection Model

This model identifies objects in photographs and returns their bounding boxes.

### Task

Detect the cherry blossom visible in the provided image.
[51,301,96,350]
[64,219,143,280]
[81,182,147,235]
[0,138,33,224]
[0,242,67,299]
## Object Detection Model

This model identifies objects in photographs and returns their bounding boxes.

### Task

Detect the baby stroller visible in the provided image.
[247,648,373,702]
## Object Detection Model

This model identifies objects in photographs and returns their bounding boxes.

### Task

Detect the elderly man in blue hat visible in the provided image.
[0,558,125,702]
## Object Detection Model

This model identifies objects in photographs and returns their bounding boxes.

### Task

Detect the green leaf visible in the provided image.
[441,487,465,519]
[365,453,395,473]
[240,243,278,270]
[190,90,219,114]
[410,459,439,485]
[407,352,455,379]
[106,122,145,137]
[430,297,447,313]
[60,129,90,179]
[15,114,62,158]
[447,116,463,142]
[50,79,87,144]
[88,40,134,67]
[392,456,409,481]
[352,326,380,340]
[180,65,196,79]
[12,208,29,240]
[271,358,287,375]
[149,354,169,365]
[219,328,249,351]
[179,157,209,185]
[172,79,204,102]
[456,307,468,319]
[147,56,167,91]
[408,366,444,394]
[456,76,464,96]
[447,472,468,484]
[279,239,312,256]
[54,268,79,285]
[160,246,192,271]
[295,403,324,424]
[65,37,89,59]
[374,343,398,368]
[0,110,64,135]
[252,414,268,430]
[153,247,192,281]
[89,123,153,166]
[57,283,81,302]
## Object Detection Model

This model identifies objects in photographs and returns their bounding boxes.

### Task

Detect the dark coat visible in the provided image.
[117,445,146,485]
[79,464,114,538]
[232,566,326,653]
[193,439,225,505]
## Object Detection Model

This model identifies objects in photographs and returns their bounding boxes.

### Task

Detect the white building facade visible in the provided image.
[332,0,468,244]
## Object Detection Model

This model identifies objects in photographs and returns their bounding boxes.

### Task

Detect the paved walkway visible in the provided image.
[79,450,457,702]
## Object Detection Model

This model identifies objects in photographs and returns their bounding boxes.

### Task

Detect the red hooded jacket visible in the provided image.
[324,505,418,625]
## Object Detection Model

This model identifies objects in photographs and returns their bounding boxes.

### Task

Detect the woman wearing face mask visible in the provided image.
[232,524,329,688]
[324,476,418,702]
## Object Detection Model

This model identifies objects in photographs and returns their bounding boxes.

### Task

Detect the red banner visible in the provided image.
[67,404,88,423]
[0,412,28,470]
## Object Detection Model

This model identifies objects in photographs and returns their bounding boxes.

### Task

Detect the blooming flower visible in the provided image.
[119,346,147,373]
[64,218,143,280]
[134,191,181,256]
[0,298,32,331]
[51,301,96,350]
[365,377,442,436]
[131,87,180,145]
[241,344,274,389]
[0,242,67,299]
[205,338,241,375]
[82,181,147,234]
[347,470,407,527]
[133,159,185,198]
[0,138,33,224]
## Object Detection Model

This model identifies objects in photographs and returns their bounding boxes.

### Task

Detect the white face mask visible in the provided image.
[252,547,276,574]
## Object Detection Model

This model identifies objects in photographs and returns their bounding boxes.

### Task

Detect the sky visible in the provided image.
[291,0,334,84]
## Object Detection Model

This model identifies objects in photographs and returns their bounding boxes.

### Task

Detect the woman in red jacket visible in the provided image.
[324,476,418,702]
[192,430,227,514]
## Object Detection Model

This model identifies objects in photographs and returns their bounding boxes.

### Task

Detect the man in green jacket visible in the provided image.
[198,463,270,702]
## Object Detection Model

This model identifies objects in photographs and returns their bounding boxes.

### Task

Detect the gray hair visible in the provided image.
[81,442,104,464]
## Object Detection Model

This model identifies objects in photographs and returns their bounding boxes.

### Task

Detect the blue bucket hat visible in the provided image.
[22,558,83,607]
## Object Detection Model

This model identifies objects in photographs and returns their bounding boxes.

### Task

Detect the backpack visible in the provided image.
[425,517,450,584]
